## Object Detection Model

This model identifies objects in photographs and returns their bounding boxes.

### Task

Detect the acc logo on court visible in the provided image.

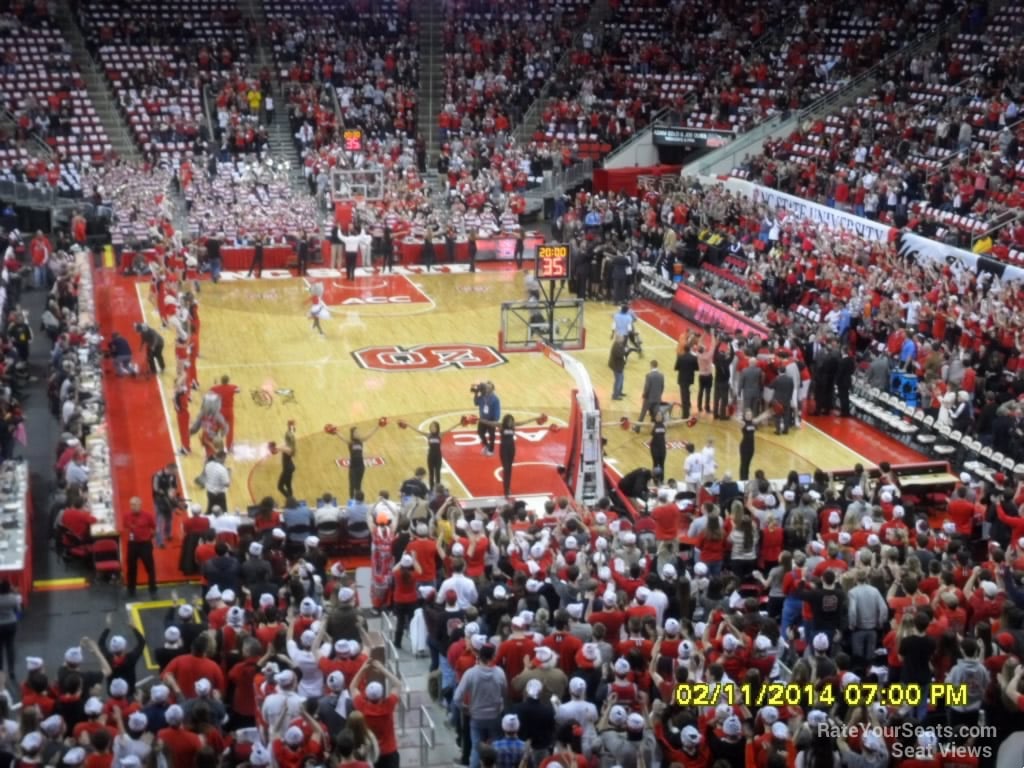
[352,344,507,372]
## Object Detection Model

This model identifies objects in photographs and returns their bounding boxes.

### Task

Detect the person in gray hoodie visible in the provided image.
[453,641,508,768]
[847,570,889,669]
[947,636,989,727]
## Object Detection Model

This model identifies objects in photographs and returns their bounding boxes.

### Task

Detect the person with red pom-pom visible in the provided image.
[276,421,297,499]
[328,420,384,499]
[403,419,459,490]
[478,413,547,498]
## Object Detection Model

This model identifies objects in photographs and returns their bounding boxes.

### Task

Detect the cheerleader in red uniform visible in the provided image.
[174,375,191,456]
[188,328,199,390]
[174,333,190,383]
[186,294,200,361]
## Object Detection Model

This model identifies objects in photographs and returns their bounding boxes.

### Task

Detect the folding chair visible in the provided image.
[91,538,121,583]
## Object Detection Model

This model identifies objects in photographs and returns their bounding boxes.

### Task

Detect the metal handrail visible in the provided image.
[2,108,55,159]
[418,727,435,767]
[798,13,963,123]
[384,637,400,675]
[693,112,793,175]
[971,210,1022,245]
[392,669,412,732]
[597,106,670,168]
[418,704,436,748]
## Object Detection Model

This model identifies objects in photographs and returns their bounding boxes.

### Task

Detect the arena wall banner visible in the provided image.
[720,178,893,243]
[652,126,733,148]
[897,232,1024,284]
[671,282,770,338]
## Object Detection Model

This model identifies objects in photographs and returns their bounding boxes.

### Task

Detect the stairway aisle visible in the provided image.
[354,571,462,768]
[52,4,139,162]
[236,0,305,191]
[513,0,613,147]
[414,0,445,176]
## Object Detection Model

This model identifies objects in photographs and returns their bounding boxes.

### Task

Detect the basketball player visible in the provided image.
[173,375,191,456]
[276,420,297,499]
[481,413,546,498]
[404,420,458,490]
[209,375,240,451]
[331,421,383,499]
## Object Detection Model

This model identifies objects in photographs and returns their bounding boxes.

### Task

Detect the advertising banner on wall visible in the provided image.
[653,126,734,149]
[721,178,894,243]
[897,232,1024,283]
[671,282,770,338]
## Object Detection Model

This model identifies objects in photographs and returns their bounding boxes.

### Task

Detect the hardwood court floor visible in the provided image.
[137,270,869,508]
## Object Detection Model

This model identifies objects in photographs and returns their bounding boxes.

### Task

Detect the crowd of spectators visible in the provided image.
[579,172,1024,469]
[209,66,271,159]
[526,0,961,161]
[185,156,320,246]
[76,0,249,162]
[731,0,1024,255]
[265,0,419,164]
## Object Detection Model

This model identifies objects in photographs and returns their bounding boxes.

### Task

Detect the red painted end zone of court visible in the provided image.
[441,426,573,498]
[312,274,430,306]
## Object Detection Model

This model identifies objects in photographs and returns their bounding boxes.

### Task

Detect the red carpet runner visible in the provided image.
[94,272,187,583]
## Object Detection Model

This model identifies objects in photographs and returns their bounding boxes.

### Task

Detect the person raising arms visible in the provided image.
[399,419,459,491]
[327,420,386,499]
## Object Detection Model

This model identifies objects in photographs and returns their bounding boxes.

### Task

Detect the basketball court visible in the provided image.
[111,266,886,510]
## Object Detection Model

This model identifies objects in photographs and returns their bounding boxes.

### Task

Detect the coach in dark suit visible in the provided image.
[674,345,698,419]
[639,360,665,422]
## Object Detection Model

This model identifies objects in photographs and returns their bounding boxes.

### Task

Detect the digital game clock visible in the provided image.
[343,129,363,151]
[535,243,570,280]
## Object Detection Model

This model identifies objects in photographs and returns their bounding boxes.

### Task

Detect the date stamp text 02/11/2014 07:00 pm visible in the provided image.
[673,682,968,708]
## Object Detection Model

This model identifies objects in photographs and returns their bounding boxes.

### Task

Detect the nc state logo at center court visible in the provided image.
[351,344,508,372]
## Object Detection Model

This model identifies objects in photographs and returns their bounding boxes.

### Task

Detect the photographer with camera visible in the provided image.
[472,382,500,456]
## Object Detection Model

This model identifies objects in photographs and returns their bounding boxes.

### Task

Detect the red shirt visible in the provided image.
[61,507,97,541]
[273,739,322,768]
[589,610,625,642]
[85,755,113,768]
[352,693,399,755]
[157,726,202,768]
[209,384,238,417]
[760,526,783,563]
[227,658,259,717]
[543,632,583,677]
[392,567,418,605]
[651,502,680,541]
[126,509,157,543]
[464,535,488,577]
[946,499,976,536]
[162,654,226,697]
[405,538,438,582]
[697,531,726,562]
[496,636,536,682]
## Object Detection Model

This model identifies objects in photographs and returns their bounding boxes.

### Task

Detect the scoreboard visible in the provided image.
[535,243,570,280]
[343,129,363,151]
